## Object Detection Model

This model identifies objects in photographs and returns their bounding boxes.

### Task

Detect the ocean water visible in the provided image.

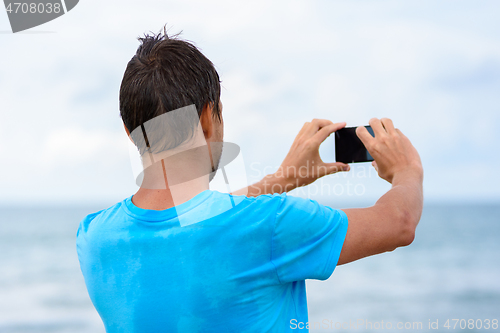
[0,203,498,332]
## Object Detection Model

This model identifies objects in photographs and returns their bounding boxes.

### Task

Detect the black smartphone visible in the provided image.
[335,126,375,163]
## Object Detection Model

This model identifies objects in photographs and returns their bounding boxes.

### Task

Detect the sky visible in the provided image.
[0,0,499,206]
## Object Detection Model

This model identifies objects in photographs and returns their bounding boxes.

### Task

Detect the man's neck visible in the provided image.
[131,174,210,211]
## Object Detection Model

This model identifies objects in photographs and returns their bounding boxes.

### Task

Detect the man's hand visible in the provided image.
[239,119,350,197]
[277,119,350,188]
[356,118,422,183]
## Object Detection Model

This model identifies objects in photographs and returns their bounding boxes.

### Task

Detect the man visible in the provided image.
[77,29,423,333]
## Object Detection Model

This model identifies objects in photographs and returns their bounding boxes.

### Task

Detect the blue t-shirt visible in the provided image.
[76,190,348,333]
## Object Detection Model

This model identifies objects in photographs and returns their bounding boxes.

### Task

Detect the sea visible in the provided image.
[0,203,499,333]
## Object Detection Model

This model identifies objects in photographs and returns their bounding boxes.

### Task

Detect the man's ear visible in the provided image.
[200,103,214,140]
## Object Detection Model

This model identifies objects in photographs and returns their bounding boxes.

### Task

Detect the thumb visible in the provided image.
[324,162,350,175]
[372,160,379,172]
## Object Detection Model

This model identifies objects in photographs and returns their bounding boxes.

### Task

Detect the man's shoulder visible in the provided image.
[217,191,334,223]
[76,198,129,236]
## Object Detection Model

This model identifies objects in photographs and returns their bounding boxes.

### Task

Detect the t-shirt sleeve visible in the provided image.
[270,194,348,283]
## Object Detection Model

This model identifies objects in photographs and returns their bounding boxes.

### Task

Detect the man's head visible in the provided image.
[119,28,224,184]
[119,28,223,154]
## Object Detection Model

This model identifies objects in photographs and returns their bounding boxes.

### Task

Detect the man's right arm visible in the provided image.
[337,118,424,265]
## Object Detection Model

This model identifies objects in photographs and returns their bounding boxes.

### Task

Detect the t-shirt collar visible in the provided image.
[122,189,213,222]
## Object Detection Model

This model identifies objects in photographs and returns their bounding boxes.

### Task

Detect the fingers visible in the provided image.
[312,121,346,145]
[311,118,334,129]
[369,118,386,137]
[307,119,334,137]
[356,125,375,148]
[324,162,350,174]
[380,118,395,134]
[300,119,334,137]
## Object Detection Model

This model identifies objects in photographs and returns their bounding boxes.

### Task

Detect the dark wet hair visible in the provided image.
[119,26,221,152]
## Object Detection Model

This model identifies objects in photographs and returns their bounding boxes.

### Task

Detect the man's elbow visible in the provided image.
[399,225,415,247]
[397,208,417,247]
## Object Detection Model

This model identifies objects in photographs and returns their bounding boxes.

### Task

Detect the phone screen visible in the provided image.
[335,126,375,163]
